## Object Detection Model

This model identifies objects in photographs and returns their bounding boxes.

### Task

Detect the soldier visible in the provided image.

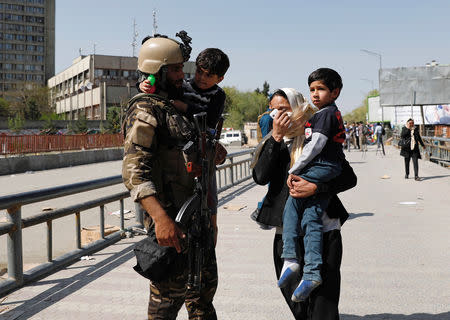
[122,33,218,320]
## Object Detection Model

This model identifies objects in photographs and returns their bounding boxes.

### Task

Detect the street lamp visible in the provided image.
[361,49,383,122]
[361,49,382,70]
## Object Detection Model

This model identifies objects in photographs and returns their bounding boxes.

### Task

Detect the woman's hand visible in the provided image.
[271,110,291,142]
[288,174,318,198]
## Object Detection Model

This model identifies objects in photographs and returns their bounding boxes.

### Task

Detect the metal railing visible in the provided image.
[392,133,450,167]
[0,134,124,156]
[0,148,255,297]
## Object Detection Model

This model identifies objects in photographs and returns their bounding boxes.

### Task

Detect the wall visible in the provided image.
[0,120,105,130]
[0,148,123,176]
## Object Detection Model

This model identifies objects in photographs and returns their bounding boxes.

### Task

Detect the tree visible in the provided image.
[40,112,63,135]
[8,114,25,133]
[262,81,270,97]
[343,89,379,123]
[7,84,51,120]
[254,81,270,98]
[105,106,122,133]
[223,86,268,129]
[74,115,88,134]
[0,98,10,119]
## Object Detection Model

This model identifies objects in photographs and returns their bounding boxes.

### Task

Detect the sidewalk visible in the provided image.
[1,144,449,319]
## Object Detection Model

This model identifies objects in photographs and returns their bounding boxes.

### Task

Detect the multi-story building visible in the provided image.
[0,0,55,95]
[48,54,196,120]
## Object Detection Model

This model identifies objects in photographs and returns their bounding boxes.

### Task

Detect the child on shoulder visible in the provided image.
[139,47,229,130]
[278,68,346,302]
[138,47,229,221]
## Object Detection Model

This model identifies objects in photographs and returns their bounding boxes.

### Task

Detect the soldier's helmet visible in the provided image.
[138,36,185,74]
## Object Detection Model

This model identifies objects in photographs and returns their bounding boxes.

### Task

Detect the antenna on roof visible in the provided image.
[131,18,138,57]
[152,9,158,37]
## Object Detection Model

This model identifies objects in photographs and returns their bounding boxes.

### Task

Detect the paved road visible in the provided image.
[1,144,449,319]
[0,146,246,268]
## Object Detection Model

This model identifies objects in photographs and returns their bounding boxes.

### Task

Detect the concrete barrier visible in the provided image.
[0,148,123,175]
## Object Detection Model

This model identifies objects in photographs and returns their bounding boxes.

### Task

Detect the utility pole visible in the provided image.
[131,19,138,57]
[152,9,158,36]
[361,49,383,121]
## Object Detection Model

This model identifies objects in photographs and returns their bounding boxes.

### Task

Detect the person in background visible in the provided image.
[373,122,385,155]
[358,122,367,152]
[344,122,351,152]
[400,118,425,181]
[354,121,360,149]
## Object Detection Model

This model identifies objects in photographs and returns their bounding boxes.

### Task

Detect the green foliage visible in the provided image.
[8,114,25,133]
[343,89,379,123]
[99,121,107,134]
[39,113,62,135]
[7,84,51,120]
[262,81,270,97]
[223,86,268,129]
[105,106,122,133]
[0,98,10,118]
[74,115,88,134]
[254,81,270,98]
[66,121,75,134]
[40,112,63,121]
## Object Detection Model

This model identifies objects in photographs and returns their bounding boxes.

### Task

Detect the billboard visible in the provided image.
[379,66,450,106]
[368,96,395,123]
[389,105,449,126]
[369,96,450,125]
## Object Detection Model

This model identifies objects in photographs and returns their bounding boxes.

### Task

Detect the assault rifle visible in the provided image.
[175,112,223,291]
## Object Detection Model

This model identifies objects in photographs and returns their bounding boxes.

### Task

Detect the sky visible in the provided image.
[55,0,450,114]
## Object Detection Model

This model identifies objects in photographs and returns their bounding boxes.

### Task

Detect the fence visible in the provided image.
[0,134,123,155]
[0,148,255,297]
[392,133,450,167]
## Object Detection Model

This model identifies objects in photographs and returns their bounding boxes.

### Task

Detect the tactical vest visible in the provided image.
[124,93,198,217]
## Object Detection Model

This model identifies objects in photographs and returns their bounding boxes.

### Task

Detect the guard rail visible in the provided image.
[0,148,255,297]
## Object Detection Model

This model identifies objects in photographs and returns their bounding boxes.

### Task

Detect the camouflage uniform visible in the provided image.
[122,92,218,320]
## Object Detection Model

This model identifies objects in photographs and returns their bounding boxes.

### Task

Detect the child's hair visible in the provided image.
[196,48,230,77]
[308,68,343,92]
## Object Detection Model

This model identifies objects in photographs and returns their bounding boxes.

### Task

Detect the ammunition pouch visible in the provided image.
[133,229,186,282]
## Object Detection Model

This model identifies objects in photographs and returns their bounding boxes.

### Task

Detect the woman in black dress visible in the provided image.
[400,118,425,181]
[252,88,357,320]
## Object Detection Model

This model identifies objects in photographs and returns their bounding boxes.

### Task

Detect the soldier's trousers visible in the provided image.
[147,252,218,320]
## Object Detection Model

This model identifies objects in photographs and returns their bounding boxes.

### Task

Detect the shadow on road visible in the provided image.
[348,212,374,220]
[420,174,450,181]
[218,181,255,207]
[1,240,136,319]
[341,312,450,319]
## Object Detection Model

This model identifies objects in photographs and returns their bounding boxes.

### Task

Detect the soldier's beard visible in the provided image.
[165,80,184,100]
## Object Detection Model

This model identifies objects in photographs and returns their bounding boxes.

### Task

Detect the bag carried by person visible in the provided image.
[398,137,410,147]
[133,228,185,282]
